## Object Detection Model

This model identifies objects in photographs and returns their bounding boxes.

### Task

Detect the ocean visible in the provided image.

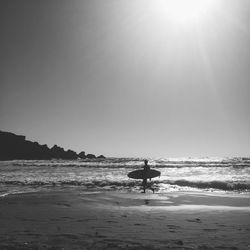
[0,157,250,197]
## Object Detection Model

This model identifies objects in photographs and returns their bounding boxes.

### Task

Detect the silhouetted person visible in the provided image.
[142,160,154,193]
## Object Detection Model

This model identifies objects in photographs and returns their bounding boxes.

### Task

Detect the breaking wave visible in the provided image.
[160,180,250,192]
[8,157,250,169]
[1,179,250,192]
[1,157,250,196]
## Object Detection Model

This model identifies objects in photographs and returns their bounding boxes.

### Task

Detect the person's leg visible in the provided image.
[142,179,146,193]
[144,179,148,193]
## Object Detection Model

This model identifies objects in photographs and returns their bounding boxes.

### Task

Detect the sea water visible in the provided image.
[0,157,250,197]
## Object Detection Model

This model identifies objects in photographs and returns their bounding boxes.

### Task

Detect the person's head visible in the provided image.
[144,159,148,165]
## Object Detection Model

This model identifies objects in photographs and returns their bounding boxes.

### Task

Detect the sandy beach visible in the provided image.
[1,190,250,249]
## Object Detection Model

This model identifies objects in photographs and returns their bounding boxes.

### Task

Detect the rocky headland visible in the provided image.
[0,131,105,160]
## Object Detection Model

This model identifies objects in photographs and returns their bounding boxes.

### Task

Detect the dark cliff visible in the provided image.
[0,131,104,160]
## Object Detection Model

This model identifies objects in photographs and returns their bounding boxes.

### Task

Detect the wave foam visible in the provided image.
[1,179,249,192]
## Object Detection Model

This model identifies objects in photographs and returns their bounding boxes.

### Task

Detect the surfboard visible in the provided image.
[127,169,161,180]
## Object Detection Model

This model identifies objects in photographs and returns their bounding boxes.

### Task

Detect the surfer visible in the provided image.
[142,160,154,193]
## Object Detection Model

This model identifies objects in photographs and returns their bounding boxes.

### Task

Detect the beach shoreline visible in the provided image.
[1,190,250,249]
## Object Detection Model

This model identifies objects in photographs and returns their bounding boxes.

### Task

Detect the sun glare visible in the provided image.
[156,0,216,26]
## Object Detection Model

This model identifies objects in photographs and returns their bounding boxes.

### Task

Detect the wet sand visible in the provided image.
[0,190,250,249]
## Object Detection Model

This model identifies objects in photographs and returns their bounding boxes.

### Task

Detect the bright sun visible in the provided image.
[155,0,216,25]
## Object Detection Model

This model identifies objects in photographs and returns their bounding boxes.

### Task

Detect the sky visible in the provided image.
[1,0,250,158]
